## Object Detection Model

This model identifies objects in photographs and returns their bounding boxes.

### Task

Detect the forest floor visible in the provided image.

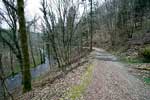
[17,48,150,100]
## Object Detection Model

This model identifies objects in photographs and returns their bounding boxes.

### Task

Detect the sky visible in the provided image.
[25,0,42,20]
[25,0,105,20]
[0,0,42,29]
[0,0,105,30]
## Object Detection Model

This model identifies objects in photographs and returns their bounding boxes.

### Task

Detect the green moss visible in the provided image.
[120,56,145,64]
[143,77,150,84]
[140,47,150,62]
[60,64,94,100]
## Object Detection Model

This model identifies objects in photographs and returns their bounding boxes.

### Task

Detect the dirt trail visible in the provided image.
[84,48,150,100]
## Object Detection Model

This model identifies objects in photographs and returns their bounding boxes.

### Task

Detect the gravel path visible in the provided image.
[84,48,150,100]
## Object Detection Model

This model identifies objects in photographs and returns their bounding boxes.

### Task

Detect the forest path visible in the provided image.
[83,48,150,100]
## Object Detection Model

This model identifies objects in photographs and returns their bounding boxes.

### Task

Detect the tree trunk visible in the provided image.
[0,53,14,100]
[46,43,51,68]
[90,0,93,51]
[39,49,43,64]
[10,47,15,77]
[17,0,31,92]
[29,32,36,67]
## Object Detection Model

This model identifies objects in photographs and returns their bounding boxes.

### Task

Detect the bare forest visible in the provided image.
[0,0,150,100]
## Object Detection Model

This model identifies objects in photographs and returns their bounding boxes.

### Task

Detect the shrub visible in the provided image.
[140,47,150,62]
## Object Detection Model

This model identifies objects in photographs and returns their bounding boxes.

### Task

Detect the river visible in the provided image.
[0,57,55,97]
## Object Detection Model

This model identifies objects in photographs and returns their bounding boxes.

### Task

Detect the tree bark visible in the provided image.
[29,32,36,67]
[17,0,31,92]
[90,0,93,51]
[10,47,15,77]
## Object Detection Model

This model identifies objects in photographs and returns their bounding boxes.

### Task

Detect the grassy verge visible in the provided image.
[111,51,145,64]
[60,64,94,100]
[119,56,145,64]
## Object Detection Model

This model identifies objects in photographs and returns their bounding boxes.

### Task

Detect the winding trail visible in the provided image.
[84,48,150,100]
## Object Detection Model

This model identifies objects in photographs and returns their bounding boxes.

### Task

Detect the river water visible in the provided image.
[0,57,55,98]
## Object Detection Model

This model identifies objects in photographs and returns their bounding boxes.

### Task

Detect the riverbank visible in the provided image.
[16,51,91,100]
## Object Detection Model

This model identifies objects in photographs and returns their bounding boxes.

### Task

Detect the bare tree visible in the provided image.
[0,0,23,74]
[90,0,93,51]
[0,53,14,100]
[40,0,88,71]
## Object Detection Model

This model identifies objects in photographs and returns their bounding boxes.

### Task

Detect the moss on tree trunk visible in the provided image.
[17,0,31,92]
